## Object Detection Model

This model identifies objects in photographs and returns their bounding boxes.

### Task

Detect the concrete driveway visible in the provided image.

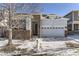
[67,34,79,41]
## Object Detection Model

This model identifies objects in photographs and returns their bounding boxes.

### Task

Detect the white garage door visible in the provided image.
[40,19,66,37]
[40,27,65,37]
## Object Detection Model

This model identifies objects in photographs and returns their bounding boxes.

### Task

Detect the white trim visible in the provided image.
[72,12,74,31]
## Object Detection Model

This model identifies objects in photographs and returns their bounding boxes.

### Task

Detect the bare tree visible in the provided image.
[0,3,41,46]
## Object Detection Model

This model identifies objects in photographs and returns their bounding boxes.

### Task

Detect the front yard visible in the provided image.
[0,37,79,56]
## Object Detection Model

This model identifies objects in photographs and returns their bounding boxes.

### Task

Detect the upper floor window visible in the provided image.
[42,15,47,17]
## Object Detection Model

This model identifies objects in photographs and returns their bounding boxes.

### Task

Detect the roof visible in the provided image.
[64,10,79,17]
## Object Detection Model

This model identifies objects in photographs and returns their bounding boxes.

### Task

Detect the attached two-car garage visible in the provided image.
[40,27,64,37]
[40,18,68,37]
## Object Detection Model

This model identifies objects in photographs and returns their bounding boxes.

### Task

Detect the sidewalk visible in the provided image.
[67,34,79,42]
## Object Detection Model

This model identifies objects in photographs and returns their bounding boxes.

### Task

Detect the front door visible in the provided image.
[32,22,38,36]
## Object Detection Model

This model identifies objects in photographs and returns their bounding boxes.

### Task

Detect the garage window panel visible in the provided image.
[41,27,43,29]
[53,27,55,29]
[50,27,52,29]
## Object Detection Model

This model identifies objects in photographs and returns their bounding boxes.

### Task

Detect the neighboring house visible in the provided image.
[64,10,79,33]
[0,10,68,39]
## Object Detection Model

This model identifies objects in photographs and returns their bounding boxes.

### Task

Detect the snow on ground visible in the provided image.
[17,40,34,49]
[0,39,23,47]
[0,40,8,47]
[0,37,79,56]
[53,48,79,56]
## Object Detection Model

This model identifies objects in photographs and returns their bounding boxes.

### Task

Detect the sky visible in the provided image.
[39,3,79,16]
[1,3,79,16]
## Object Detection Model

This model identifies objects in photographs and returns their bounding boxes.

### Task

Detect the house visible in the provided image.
[11,13,68,39]
[64,10,79,34]
[0,10,68,39]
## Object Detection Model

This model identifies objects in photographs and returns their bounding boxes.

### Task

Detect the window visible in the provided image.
[55,27,57,29]
[42,27,53,29]
[61,27,63,29]
[42,27,46,29]
[53,27,54,29]
[42,27,43,29]
[50,27,52,29]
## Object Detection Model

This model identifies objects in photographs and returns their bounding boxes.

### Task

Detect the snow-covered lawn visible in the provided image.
[0,37,79,56]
